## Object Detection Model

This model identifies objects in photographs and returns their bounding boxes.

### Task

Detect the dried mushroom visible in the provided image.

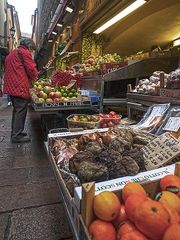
[121,156,140,175]
[109,137,131,153]
[77,161,109,183]
[85,141,104,155]
[123,149,145,171]
[69,151,95,174]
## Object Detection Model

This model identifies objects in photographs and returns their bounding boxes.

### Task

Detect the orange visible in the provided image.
[112,205,127,229]
[122,182,147,202]
[93,191,121,221]
[125,194,147,222]
[156,191,180,214]
[116,221,136,238]
[119,230,149,240]
[160,174,180,197]
[163,223,180,240]
[134,199,170,240]
[89,219,116,240]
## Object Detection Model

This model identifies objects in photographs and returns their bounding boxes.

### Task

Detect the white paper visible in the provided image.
[163,117,180,132]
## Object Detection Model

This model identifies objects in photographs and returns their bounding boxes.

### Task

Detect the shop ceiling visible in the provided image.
[84,0,180,56]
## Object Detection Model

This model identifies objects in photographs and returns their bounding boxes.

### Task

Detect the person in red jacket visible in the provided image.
[4,38,38,143]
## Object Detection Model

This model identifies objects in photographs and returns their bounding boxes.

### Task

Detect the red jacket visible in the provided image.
[3,46,38,99]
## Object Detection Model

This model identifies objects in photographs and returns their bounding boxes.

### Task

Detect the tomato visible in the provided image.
[109,111,116,116]
[108,121,114,127]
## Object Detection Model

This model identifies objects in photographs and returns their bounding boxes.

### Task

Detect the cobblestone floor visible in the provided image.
[0,97,72,240]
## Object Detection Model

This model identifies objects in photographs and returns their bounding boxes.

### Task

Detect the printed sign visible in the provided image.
[163,117,180,132]
[142,132,180,170]
[100,62,128,75]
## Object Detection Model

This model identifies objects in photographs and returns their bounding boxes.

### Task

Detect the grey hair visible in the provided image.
[20,38,36,50]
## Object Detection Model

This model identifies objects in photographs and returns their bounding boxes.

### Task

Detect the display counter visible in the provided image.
[127,93,180,119]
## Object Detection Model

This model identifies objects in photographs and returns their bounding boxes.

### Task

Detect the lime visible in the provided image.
[61,89,65,93]
[68,93,73,98]
[63,93,67,97]
[71,88,76,94]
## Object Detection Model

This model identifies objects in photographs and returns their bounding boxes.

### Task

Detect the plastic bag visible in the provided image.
[156,106,180,139]
[132,103,170,133]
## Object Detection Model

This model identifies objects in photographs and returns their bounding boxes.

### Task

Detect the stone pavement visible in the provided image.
[0,97,72,240]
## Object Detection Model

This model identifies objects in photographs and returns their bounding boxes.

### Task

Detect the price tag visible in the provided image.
[142,132,180,171]
[163,117,180,132]
[149,105,167,117]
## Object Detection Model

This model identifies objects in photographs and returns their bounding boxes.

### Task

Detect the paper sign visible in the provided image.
[142,132,180,170]
[149,105,167,117]
[163,117,180,132]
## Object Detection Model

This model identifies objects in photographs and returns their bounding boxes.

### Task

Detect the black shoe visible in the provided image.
[11,136,31,143]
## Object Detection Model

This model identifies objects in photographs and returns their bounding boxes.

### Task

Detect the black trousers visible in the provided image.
[10,96,29,139]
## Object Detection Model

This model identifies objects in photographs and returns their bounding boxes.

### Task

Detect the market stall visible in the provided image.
[45,121,180,239]
[32,1,180,238]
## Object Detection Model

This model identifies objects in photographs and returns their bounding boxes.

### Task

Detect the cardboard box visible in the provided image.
[74,164,175,212]
[160,88,180,98]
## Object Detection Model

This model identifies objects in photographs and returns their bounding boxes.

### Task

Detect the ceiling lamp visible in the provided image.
[173,38,180,47]
[57,23,63,27]
[48,40,53,43]
[65,6,73,13]
[94,0,147,34]
[52,31,57,35]
[67,26,71,29]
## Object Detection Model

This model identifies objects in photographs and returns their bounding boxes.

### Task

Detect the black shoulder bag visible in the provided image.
[17,49,33,87]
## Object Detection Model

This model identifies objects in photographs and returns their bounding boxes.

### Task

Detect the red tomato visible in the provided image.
[102,123,108,128]
[108,121,114,127]
[109,111,116,116]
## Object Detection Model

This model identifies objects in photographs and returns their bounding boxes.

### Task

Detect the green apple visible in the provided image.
[38,98,45,103]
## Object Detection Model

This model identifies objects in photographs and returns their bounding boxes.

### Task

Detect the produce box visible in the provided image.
[160,88,180,98]
[67,114,100,130]
[98,112,121,128]
[78,163,180,240]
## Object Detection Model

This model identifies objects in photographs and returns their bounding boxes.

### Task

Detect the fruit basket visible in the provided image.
[67,114,100,130]
[98,112,122,128]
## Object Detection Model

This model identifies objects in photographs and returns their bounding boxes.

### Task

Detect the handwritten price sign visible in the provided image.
[142,132,180,170]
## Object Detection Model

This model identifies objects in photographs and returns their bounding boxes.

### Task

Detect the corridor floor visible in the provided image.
[0,98,72,240]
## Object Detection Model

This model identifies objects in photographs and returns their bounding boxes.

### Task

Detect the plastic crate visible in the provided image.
[67,114,100,130]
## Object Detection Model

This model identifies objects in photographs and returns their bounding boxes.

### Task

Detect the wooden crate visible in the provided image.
[160,88,180,98]
[80,163,180,239]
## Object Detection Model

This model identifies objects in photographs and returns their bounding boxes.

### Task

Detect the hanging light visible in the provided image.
[173,38,180,47]
[48,40,53,43]
[10,27,15,38]
[57,23,63,27]
[65,6,73,13]
[52,31,57,35]
[94,0,147,34]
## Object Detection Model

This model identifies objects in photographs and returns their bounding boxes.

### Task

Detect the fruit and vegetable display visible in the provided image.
[98,111,121,128]
[67,114,100,129]
[133,71,169,95]
[166,67,180,89]
[88,175,180,240]
[79,54,122,73]
[31,79,79,104]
